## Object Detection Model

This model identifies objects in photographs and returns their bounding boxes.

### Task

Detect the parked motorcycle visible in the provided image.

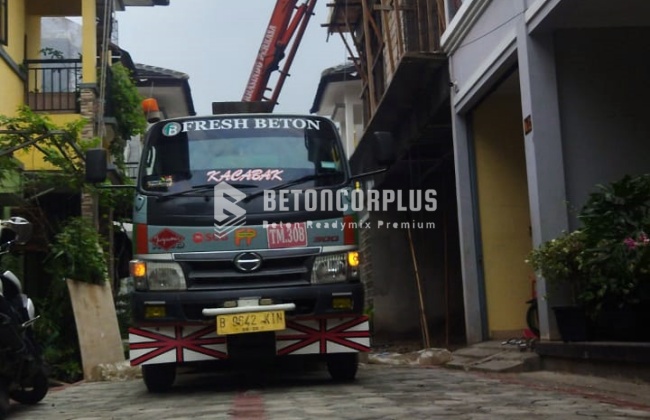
[0,217,48,418]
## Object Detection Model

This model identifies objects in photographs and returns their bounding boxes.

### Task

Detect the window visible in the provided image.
[0,0,7,46]
[140,116,346,193]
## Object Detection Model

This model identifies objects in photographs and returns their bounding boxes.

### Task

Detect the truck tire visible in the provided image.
[326,353,358,382]
[142,364,176,393]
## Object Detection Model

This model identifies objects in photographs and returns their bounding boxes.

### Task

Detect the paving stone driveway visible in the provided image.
[7,364,650,419]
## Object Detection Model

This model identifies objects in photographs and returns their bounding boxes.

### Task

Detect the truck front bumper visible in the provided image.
[130,282,365,324]
[129,315,371,366]
[128,282,369,366]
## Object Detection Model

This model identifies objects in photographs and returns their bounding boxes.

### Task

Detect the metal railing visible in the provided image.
[24,59,82,112]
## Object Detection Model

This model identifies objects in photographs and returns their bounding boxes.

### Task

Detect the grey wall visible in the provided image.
[368,169,465,346]
[555,27,650,228]
[449,0,520,90]
[369,209,421,341]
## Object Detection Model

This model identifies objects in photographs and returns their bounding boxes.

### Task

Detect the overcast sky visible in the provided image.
[116,1,348,115]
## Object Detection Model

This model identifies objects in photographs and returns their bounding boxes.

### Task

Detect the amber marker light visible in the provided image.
[130,260,146,277]
[145,305,166,319]
[332,296,354,310]
[347,251,360,267]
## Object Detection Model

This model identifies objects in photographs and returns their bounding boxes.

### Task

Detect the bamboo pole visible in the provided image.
[443,170,450,347]
[407,224,431,349]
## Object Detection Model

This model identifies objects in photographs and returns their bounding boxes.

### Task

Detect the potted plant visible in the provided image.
[527,230,589,341]
[576,174,650,340]
[528,174,650,342]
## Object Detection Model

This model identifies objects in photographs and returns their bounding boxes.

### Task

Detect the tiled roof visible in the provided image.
[135,64,189,80]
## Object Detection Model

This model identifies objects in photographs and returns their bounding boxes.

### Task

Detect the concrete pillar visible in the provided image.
[451,112,486,344]
[25,15,41,60]
[79,85,99,227]
[516,20,570,340]
[81,0,97,84]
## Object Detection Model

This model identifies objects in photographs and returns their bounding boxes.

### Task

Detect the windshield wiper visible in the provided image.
[242,173,342,203]
[158,183,259,200]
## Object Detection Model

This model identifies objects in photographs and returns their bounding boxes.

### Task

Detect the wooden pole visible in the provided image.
[443,171,450,347]
[407,224,431,349]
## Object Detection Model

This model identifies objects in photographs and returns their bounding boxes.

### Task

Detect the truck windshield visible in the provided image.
[139,116,346,193]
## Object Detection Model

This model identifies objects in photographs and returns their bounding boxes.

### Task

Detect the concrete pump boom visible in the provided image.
[242,0,317,110]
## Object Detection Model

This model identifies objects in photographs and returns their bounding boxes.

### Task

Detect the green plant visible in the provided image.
[579,174,650,243]
[577,174,650,313]
[527,230,587,300]
[47,217,109,284]
[528,174,650,316]
[0,105,98,191]
[107,63,147,166]
[39,47,65,59]
[33,277,83,383]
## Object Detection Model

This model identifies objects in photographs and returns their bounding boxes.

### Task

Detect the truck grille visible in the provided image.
[174,248,319,291]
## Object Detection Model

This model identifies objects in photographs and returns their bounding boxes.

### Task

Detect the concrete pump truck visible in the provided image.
[86,0,395,393]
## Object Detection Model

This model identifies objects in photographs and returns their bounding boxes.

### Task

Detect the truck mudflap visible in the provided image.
[129,315,371,366]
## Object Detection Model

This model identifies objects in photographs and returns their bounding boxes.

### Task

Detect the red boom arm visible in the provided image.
[242,0,317,109]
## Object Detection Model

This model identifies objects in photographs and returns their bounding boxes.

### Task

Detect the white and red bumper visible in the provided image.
[129,315,371,366]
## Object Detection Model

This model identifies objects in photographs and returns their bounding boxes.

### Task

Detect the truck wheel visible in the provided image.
[142,364,176,393]
[326,353,358,382]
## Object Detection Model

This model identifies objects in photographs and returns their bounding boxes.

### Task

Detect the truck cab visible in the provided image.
[100,111,376,392]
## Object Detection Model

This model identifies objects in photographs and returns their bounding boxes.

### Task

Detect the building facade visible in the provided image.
[322,0,650,346]
[0,0,173,292]
[443,0,650,342]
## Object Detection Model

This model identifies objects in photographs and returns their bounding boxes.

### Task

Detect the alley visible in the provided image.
[7,364,650,419]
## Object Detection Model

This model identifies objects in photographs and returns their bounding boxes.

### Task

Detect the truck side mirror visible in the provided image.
[85,148,108,184]
[373,131,397,166]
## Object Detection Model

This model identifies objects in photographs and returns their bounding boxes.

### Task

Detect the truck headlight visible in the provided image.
[311,252,360,284]
[130,260,187,291]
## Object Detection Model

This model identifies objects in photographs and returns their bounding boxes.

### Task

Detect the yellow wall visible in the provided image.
[0,1,86,170]
[472,93,533,337]
[0,0,26,116]
[25,14,41,61]
[0,69,24,116]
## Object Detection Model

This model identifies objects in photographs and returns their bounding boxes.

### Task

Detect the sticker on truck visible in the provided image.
[266,222,308,249]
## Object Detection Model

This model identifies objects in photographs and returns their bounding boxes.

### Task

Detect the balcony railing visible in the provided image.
[24,59,82,113]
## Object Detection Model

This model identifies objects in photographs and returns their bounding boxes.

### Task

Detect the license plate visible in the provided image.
[267,222,308,249]
[216,310,286,335]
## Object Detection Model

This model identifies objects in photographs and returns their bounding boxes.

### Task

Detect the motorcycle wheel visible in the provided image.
[9,369,48,405]
[0,388,10,419]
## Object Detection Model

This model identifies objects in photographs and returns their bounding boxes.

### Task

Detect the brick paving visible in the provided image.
[7,364,650,419]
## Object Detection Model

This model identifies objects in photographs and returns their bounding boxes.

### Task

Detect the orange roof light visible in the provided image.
[141,98,159,113]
